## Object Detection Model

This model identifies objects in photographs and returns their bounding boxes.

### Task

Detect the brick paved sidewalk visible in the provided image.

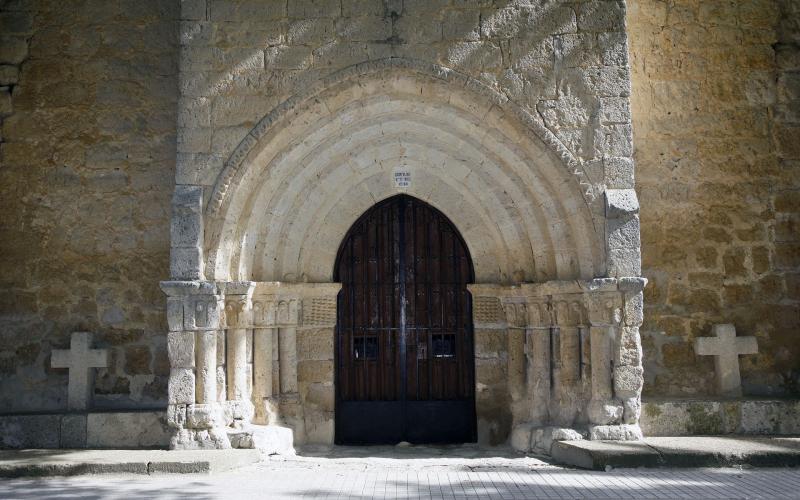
[2,449,799,499]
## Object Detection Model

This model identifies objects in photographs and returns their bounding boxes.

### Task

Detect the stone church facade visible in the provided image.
[0,0,798,451]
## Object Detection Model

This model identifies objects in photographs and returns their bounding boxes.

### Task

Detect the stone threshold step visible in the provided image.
[552,436,800,470]
[0,449,261,478]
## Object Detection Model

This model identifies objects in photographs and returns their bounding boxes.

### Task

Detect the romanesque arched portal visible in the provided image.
[161,59,645,451]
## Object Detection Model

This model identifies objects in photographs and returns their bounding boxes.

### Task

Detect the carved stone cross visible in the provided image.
[51,332,109,410]
[694,324,757,397]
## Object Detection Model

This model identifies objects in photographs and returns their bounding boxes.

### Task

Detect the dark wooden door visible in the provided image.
[334,195,476,444]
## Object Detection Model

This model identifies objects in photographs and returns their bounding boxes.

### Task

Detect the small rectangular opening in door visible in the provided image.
[432,334,455,358]
[353,336,378,360]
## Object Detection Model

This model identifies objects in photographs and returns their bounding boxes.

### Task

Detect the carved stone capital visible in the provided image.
[252,297,299,327]
[224,297,251,328]
[160,280,224,331]
[501,301,528,328]
[552,297,586,327]
[586,292,622,326]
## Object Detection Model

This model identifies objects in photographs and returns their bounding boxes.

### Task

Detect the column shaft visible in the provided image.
[227,327,248,400]
[279,326,298,394]
[253,327,274,421]
[590,326,613,400]
[195,330,217,403]
[527,327,551,423]
[507,328,525,401]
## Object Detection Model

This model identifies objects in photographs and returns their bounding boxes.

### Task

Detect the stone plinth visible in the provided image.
[641,399,800,436]
[0,411,170,449]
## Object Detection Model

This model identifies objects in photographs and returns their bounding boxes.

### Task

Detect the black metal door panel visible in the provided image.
[335,195,476,445]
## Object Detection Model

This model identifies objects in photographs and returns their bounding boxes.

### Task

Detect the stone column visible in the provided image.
[615,277,647,424]
[504,301,527,427]
[525,299,551,425]
[550,297,586,426]
[248,285,301,428]
[195,329,217,404]
[161,280,229,450]
[252,299,275,424]
[223,282,256,423]
[586,291,623,428]
[278,299,299,395]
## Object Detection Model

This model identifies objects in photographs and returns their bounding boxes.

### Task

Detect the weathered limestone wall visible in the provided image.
[0,1,178,411]
[4,0,795,432]
[628,0,800,397]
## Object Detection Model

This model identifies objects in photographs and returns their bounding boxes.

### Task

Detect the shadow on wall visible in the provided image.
[181,0,600,178]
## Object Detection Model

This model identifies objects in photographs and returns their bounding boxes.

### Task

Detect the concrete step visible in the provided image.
[551,436,800,470]
[0,449,261,478]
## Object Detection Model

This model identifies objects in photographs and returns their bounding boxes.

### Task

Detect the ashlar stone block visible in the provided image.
[169,368,196,405]
[60,414,87,449]
[588,423,642,441]
[623,291,643,327]
[0,65,19,86]
[613,365,643,399]
[181,0,207,21]
[616,326,642,366]
[168,331,195,368]
[605,189,639,218]
[577,1,626,32]
[0,36,28,64]
[604,157,634,189]
[607,215,641,250]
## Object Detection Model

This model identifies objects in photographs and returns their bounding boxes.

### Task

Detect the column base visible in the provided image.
[227,424,296,456]
[510,423,584,454]
[170,427,232,450]
[588,424,643,441]
[587,399,624,425]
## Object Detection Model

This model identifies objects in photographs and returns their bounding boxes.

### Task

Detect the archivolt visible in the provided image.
[204,58,605,283]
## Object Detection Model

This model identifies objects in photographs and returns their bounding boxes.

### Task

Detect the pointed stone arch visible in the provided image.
[202,58,607,284]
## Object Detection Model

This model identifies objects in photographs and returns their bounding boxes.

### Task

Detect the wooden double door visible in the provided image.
[334,195,476,444]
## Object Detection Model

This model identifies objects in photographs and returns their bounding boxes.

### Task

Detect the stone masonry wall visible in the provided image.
[2,0,796,418]
[178,0,634,206]
[629,0,800,397]
[0,0,178,411]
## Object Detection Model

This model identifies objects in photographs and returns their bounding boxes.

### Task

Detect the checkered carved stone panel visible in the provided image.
[472,296,504,327]
[302,297,337,327]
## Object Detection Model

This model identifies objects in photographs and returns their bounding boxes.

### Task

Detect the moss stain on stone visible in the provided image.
[643,402,662,418]
[686,403,723,435]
